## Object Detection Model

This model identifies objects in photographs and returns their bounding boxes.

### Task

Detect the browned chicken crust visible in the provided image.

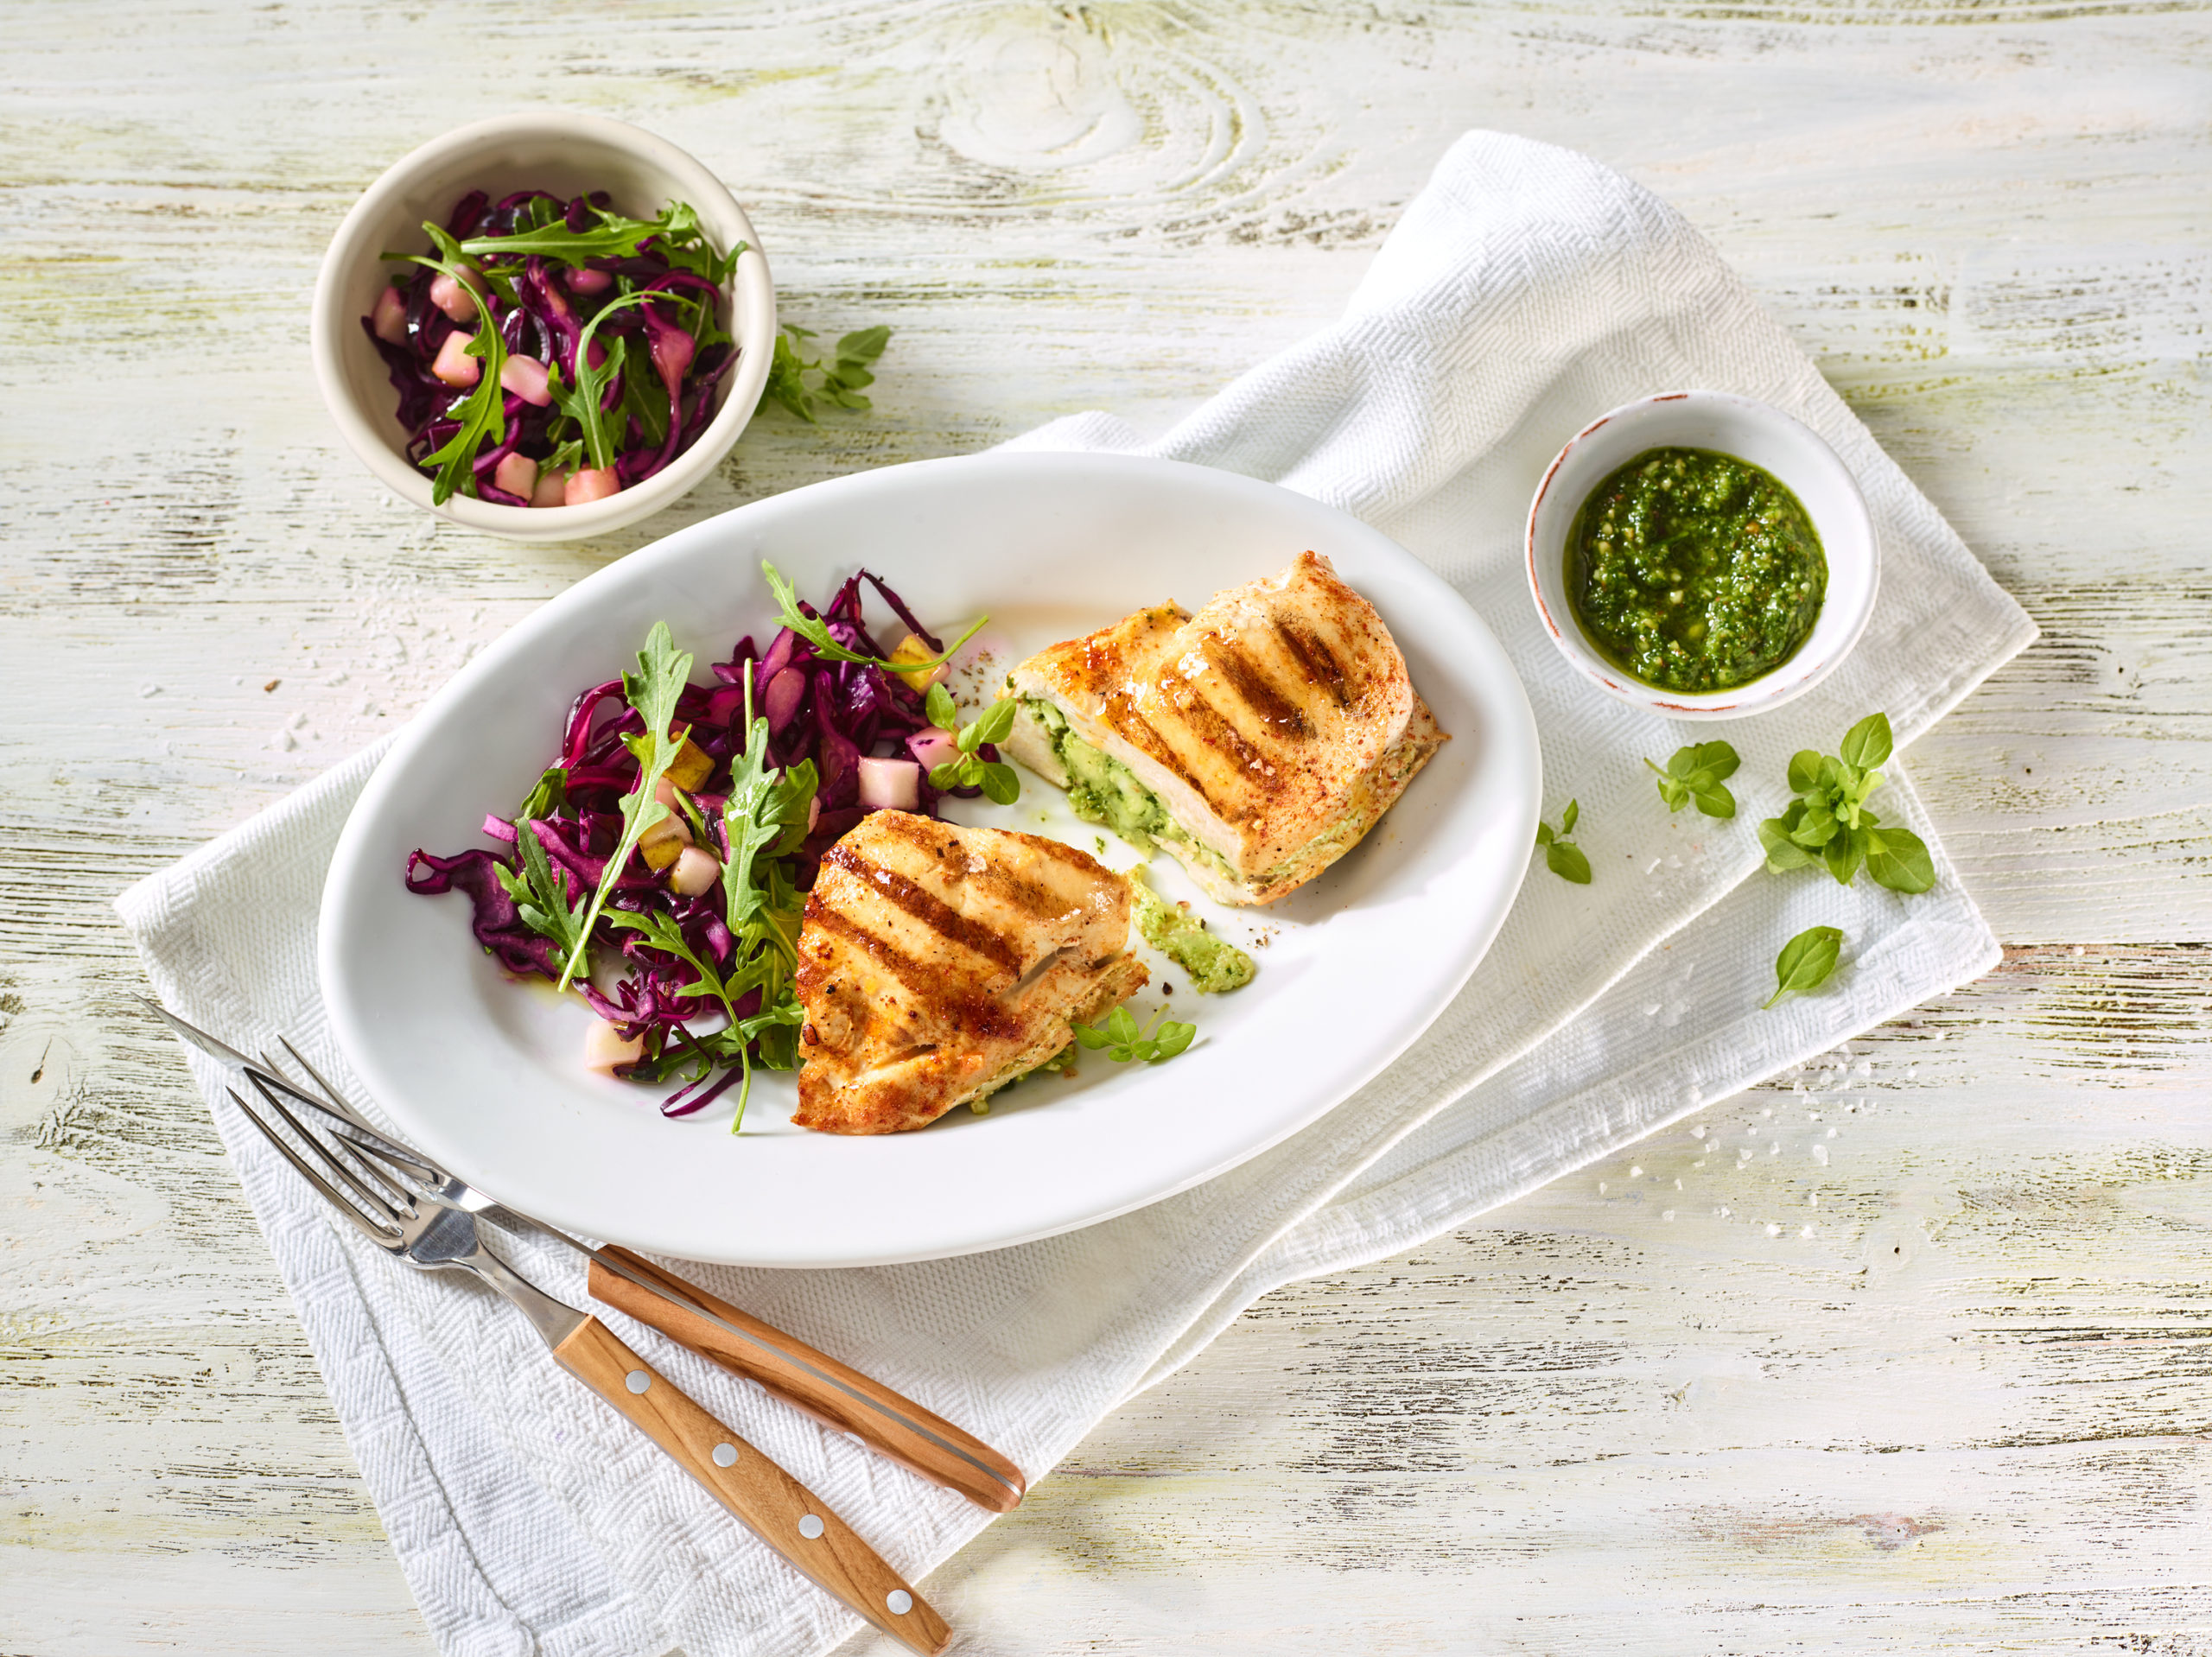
[792,810,1147,1135]
[1006,551,1447,905]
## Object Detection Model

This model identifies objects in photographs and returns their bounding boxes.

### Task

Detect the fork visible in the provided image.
[145,1002,1027,1514]
[223,1071,950,1655]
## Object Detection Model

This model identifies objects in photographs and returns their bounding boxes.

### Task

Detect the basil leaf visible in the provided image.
[1764,925,1843,1008]
[1534,822,1554,848]
[1840,711,1893,771]
[970,696,1019,747]
[1866,825,1937,894]
[1071,1021,1111,1051]
[1787,751,1825,793]
[1823,825,1867,886]
[1545,840,1592,885]
[1151,1021,1196,1060]
[1691,784,1736,819]
[1560,798,1580,836]
[1759,817,1817,872]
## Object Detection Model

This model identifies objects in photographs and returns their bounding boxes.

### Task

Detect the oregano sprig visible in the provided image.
[1535,799,1592,885]
[1758,713,1936,894]
[1647,740,1740,818]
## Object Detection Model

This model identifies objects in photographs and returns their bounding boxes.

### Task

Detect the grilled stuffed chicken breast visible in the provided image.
[792,811,1147,1134]
[1002,551,1446,905]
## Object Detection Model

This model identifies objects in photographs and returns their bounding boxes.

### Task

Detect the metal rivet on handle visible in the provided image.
[798,1514,825,1540]
[625,1369,651,1394]
[712,1443,737,1468]
[887,1590,913,1615]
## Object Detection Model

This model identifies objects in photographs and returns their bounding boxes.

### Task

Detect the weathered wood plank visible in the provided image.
[3,1,2206,1652]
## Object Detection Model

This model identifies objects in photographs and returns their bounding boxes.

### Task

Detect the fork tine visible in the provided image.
[245,1074,417,1217]
[226,1087,404,1247]
[248,1047,444,1183]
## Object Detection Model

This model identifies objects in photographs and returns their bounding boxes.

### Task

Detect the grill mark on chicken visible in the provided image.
[1203,637,1313,740]
[865,809,1080,923]
[819,843,1024,975]
[1164,684,1272,794]
[1271,619,1351,708]
[1102,689,1209,794]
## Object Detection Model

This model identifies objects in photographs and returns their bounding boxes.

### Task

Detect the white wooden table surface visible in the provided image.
[5,4,2209,1653]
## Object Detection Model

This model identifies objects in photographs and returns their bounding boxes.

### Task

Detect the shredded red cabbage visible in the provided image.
[362,188,739,507]
[406,572,995,1117]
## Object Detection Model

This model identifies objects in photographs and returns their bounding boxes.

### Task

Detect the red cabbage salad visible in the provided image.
[363,188,742,509]
[405,564,1018,1125]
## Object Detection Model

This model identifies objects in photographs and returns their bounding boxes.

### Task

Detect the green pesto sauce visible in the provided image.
[1567,446,1826,695]
[1130,882,1255,994]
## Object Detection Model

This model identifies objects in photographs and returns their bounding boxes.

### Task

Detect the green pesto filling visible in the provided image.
[1022,698,1239,887]
[1130,882,1255,994]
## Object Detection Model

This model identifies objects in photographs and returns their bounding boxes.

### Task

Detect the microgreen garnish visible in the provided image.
[924,684,1020,804]
[1758,713,1936,894]
[1646,740,1741,818]
[495,821,591,962]
[1071,1005,1196,1064]
[760,561,988,677]
[556,622,693,991]
[756,324,890,422]
[515,765,569,822]
[1534,799,1592,884]
[1764,924,1844,1008]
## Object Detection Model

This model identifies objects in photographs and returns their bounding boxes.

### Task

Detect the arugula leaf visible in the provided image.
[548,289,668,471]
[458,201,743,286]
[1534,799,1592,885]
[925,691,1024,804]
[754,323,893,422]
[556,622,694,991]
[495,822,590,962]
[1764,924,1844,1009]
[516,765,569,822]
[760,560,988,678]
[1646,739,1740,818]
[607,909,732,1013]
[389,225,517,506]
[1071,1003,1197,1063]
[710,696,819,1131]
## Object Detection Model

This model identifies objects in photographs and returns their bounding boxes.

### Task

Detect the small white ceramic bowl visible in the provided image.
[1525,390,1878,720]
[310,111,776,543]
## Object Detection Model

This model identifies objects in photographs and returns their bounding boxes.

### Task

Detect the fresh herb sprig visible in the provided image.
[458,200,742,286]
[1647,740,1741,819]
[495,822,591,963]
[398,225,512,506]
[1765,924,1845,1008]
[1758,713,1936,894]
[1071,1004,1196,1064]
[757,324,889,422]
[760,561,988,678]
[1535,799,1592,885]
[556,622,694,991]
[707,694,818,1129]
[924,684,1020,804]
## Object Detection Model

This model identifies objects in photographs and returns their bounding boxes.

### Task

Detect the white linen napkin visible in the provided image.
[117,130,2032,1657]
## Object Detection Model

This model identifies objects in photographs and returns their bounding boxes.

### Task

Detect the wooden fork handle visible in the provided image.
[553,1316,949,1656]
[590,1246,1027,1514]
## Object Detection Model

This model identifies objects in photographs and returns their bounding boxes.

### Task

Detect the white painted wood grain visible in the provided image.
[3,3,2207,1654]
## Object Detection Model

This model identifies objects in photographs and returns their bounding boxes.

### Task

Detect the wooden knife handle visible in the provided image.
[553,1315,949,1657]
[589,1245,1027,1514]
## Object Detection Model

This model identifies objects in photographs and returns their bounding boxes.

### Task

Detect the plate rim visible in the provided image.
[318,450,1542,1266]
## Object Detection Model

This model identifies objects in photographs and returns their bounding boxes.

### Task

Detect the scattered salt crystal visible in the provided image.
[1662,1209,1676,1221]
[1765,1223,1782,1237]
[1813,1144,1829,1165]
[1800,1225,1815,1238]
[1630,1166,1643,1178]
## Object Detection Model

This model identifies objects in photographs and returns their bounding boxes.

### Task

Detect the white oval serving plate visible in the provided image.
[319,452,1541,1267]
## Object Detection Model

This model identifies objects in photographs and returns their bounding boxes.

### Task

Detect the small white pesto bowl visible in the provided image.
[310,111,776,543]
[1525,390,1878,721]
